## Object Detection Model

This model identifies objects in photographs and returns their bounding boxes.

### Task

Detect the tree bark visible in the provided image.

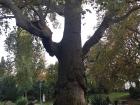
[54,0,87,105]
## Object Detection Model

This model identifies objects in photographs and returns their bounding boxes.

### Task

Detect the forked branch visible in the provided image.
[0,0,58,56]
[82,14,111,57]
[82,5,140,58]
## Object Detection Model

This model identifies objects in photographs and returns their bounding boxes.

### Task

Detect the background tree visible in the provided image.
[0,57,6,77]
[0,56,14,77]
[27,62,58,101]
[0,0,140,105]
[44,62,58,99]
[15,29,34,97]
[87,9,140,92]
[0,75,20,101]
[5,29,47,98]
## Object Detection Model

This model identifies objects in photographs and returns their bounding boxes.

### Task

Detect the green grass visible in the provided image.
[108,92,129,101]
[0,101,15,105]
[89,92,129,103]
[0,102,4,105]
[90,92,129,101]
[46,101,53,105]
[35,101,53,105]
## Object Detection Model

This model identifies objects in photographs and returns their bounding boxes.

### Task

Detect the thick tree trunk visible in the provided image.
[54,0,87,105]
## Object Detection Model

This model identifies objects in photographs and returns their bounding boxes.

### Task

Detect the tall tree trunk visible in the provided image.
[54,0,87,105]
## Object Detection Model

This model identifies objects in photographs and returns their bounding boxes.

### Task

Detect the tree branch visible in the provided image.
[0,0,58,56]
[82,5,140,58]
[0,0,58,38]
[82,15,111,57]
[112,5,140,23]
[127,27,140,35]
[40,0,64,16]
[0,15,14,20]
[8,0,64,16]
[41,38,59,57]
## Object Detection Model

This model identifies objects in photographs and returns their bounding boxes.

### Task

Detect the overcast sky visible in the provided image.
[0,5,97,65]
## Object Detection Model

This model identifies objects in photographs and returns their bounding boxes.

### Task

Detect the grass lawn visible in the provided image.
[0,102,4,105]
[89,92,129,102]
[108,92,129,101]
[89,92,140,105]
[35,101,53,105]
[108,92,140,105]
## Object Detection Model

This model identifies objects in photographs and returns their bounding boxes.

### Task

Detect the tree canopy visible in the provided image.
[0,0,139,57]
[87,7,140,91]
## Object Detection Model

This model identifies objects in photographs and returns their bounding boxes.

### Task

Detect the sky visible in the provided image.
[0,4,97,65]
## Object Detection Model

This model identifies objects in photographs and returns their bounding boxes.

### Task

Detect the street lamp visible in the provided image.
[39,81,42,105]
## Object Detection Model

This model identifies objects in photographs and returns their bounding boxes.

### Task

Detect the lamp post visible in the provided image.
[38,71,46,105]
[39,81,42,105]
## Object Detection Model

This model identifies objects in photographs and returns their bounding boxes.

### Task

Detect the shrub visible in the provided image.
[4,101,15,105]
[0,76,20,101]
[90,95,110,105]
[16,97,28,105]
[129,87,140,98]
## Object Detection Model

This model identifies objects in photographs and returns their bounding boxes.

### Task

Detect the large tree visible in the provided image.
[0,0,140,105]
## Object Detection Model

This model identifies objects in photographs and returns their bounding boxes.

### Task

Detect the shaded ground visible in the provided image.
[89,92,140,105]
[109,92,140,105]
[121,97,140,105]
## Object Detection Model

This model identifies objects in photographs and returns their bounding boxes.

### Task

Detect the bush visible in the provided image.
[27,80,55,100]
[90,95,111,105]
[129,87,140,98]
[0,102,4,105]
[0,76,20,101]
[16,97,28,105]
[4,101,15,105]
